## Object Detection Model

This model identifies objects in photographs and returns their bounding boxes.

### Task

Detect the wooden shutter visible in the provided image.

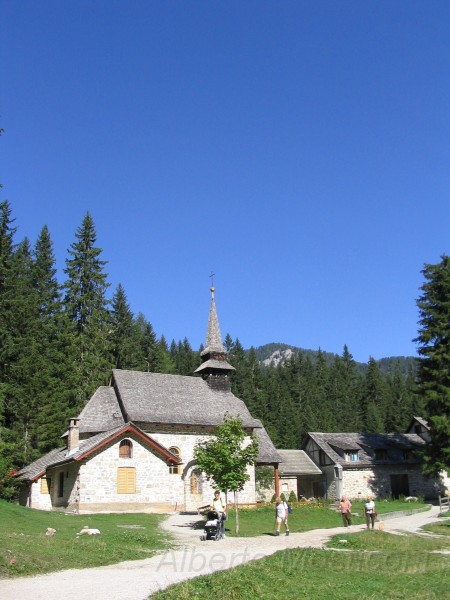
[117,467,136,494]
[40,477,50,494]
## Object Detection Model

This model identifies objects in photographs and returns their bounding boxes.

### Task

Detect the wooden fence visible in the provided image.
[438,495,449,513]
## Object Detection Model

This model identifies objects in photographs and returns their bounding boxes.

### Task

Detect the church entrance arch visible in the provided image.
[182,461,206,512]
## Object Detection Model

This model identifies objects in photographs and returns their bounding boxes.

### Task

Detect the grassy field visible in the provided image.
[0,500,172,578]
[223,500,429,537]
[0,498,435,582]
[152,528,450,600]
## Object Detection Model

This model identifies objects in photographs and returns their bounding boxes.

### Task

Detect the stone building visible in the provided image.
[16,288,281,513]
[301,430,446,501]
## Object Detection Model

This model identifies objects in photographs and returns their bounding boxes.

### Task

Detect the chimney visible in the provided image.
[67,418,80,452]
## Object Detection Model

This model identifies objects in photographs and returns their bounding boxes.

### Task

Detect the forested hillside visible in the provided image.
[0,201,424,498]
[254,343,417,377]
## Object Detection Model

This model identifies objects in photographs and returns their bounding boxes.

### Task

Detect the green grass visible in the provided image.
[0,499,173,578]
[151,530,450,600]
[0,498,433,582]
[223,500,429,537]
[423,519,450,536]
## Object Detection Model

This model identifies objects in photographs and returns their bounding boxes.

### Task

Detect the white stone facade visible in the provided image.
[33,429,256,513]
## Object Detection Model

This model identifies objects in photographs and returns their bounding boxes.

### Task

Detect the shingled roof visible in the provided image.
[306,432,425,467]
[277,449,322,475]
[111,369,260,428]
[195,288,235,375]
[254,428,283,464]
[78,386,125,434]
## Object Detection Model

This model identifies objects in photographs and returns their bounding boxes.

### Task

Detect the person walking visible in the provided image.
[275,497,289,536]
[364,496,377,529]
[338,495,352,527]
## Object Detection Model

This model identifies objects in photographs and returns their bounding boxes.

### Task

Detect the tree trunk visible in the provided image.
[234,490,239,535]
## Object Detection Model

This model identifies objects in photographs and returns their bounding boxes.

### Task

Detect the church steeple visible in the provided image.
[194,283,235,389]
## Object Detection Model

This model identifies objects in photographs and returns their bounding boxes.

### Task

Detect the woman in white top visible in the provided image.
[364,496,376,529]
[275,497,290,536]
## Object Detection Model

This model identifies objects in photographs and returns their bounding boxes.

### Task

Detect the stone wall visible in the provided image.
[19,479,53,510]
[39,430,257,513]
[337,465,443,500]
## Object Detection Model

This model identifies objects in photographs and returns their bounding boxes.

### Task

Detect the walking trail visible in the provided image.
[0,505,445,600]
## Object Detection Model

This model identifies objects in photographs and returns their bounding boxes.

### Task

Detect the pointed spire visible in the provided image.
[194,281,235,387]
[202,285,225,356]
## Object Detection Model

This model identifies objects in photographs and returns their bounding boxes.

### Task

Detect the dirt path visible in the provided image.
[0,505,444,600]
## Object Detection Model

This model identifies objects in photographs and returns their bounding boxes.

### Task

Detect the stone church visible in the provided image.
[16,288,281,513]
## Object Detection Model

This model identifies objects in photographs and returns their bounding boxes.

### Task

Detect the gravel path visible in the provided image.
[0,505,444,600]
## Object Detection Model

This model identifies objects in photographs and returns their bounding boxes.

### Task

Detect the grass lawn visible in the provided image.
[0,499,173,578]
[151,529,450,600]
[423,518,450,536]
[223,500,429,537]
[0,498,433,582]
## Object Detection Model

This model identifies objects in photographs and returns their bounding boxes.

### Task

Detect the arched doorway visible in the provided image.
[182,461,205,512]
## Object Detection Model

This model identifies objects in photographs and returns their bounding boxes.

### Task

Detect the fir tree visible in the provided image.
[32,226,71,453]
[415,255,450,475]
[62,213,111,411]
[111,284,141,370]
[363,357,387,432]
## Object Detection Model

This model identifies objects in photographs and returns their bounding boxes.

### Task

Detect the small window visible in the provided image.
[117,467,136,494]
[169,447,180,475]
[403,449,414,460]
[40,477,50,495]
[58,472,64,497]
[119,439,133,458]
[345,451,359,462]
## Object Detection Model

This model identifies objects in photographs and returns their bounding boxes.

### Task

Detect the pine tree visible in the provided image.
[135,313,158,371]
[415,255,450,475]
[363,357,387,432]
[32,226,71,453]
[155,335,176,373]
[2,238,41,467]
[111,284,141,370]
[0,200,17,393]
[62,213,111,412]
[329,346,364,432]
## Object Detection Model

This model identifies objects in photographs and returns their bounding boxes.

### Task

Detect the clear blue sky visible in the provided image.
[1,1,449,362]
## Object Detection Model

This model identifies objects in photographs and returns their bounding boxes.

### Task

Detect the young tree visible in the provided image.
[415,254,450,476]
[194,414,258,534]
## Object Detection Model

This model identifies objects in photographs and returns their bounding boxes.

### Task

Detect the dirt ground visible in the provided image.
[0,505,445,600]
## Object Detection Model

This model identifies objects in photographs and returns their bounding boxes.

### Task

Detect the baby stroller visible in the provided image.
[201,510,225,541]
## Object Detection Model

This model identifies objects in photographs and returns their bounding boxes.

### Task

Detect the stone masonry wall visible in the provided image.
[340,465,442,500]
[66,430,256,513]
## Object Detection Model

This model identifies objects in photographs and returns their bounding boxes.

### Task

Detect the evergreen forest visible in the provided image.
[0,201,439,498]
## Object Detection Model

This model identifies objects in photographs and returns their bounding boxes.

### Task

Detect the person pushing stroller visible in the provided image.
[211,490,227,537]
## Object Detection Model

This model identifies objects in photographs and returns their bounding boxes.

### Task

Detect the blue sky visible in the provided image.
[1,1,449,362]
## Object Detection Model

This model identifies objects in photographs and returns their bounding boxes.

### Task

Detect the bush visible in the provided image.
[288,490,297,502]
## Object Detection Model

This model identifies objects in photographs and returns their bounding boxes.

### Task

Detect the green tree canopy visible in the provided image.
[194,414,258,533]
